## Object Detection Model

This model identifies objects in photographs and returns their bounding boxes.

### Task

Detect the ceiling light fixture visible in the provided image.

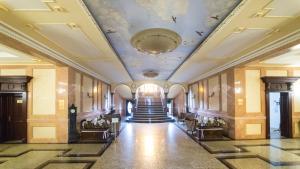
[143,70,159,78]
[0,51,19,58]
[131,28,181,55]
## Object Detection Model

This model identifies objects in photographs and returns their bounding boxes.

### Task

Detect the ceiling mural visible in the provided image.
[83,0,241,80]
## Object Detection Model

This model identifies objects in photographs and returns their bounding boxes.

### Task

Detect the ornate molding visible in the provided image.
[0,22,110,83]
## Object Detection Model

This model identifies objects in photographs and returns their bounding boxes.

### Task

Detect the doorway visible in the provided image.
[0,93,27,143]
[262,76,298,139]
[269,92,281,138]
[126,100,133,117]
[267,92,292,139]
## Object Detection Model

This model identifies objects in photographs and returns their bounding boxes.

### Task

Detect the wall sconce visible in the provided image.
[87,92,93,98]
[199,87,204,93]
[234,81,241,85]
[235,87,242,94]
[208,92,215,98]
[58,88,66,94]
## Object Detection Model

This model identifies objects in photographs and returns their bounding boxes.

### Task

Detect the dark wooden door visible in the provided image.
[0,93,27,142]
[280,92,292,138]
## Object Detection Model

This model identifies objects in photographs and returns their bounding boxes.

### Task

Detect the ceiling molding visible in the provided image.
[0,22,111,83]
[167,0,247,80]
[190,29,300,83]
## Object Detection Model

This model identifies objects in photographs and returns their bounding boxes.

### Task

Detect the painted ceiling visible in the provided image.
[83,0,241,80]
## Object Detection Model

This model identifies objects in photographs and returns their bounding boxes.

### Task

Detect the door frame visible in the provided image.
[0,76,32,143]
[265,91,292,138]
[262,76,299,139]
[0,92,28,142]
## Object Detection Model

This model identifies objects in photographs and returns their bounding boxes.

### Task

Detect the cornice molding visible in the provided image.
[0,22,111,83]
[190,29,300,83]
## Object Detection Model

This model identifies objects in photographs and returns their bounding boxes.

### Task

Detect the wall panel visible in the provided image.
[82,75,93,112]
[208,76,220,111]
[246,124,262,135]
[245,70,261,113]
[32,126,56,139]
[32,69,56,115]
[221,73,227,112]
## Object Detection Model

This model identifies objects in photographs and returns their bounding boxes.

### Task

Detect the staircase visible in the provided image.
[126,97,175,123]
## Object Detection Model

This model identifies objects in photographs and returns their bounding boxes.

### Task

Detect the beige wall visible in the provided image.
[188,66,300,139]
[82,75,93,112]
[0,65,69,143]
[0,66,111,143]
[234,67,300,139]
[187,69,235,139]
[68,68,110,114]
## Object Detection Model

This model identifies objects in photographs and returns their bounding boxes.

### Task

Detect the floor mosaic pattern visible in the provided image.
[1,123,300,169]
[176,122,300,169]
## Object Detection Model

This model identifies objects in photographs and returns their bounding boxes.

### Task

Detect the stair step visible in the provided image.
[128,98,172,123]
[136,110,164,112]
[138,106,162,107]
[134,115,165,117]
[126,118,175,123]
[135,112,165,115]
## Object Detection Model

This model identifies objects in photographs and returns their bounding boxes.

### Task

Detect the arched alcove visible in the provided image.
[114,84,132,99]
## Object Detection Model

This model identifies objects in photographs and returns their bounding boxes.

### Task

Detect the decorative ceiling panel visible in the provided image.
[0,0,52,11]
[36,23,102,59]
[83,0,241,80]
[207,28,270,59]
[265,0,300,17]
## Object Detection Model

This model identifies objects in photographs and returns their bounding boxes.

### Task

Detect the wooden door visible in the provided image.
[280,92,292,138]
[0,93,27,142]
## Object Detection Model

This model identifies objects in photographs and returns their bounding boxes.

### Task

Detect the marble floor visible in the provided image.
[1,123,300,169]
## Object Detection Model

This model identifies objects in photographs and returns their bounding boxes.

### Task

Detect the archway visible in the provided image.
[113,84,132,117]
[168,84,186,117]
